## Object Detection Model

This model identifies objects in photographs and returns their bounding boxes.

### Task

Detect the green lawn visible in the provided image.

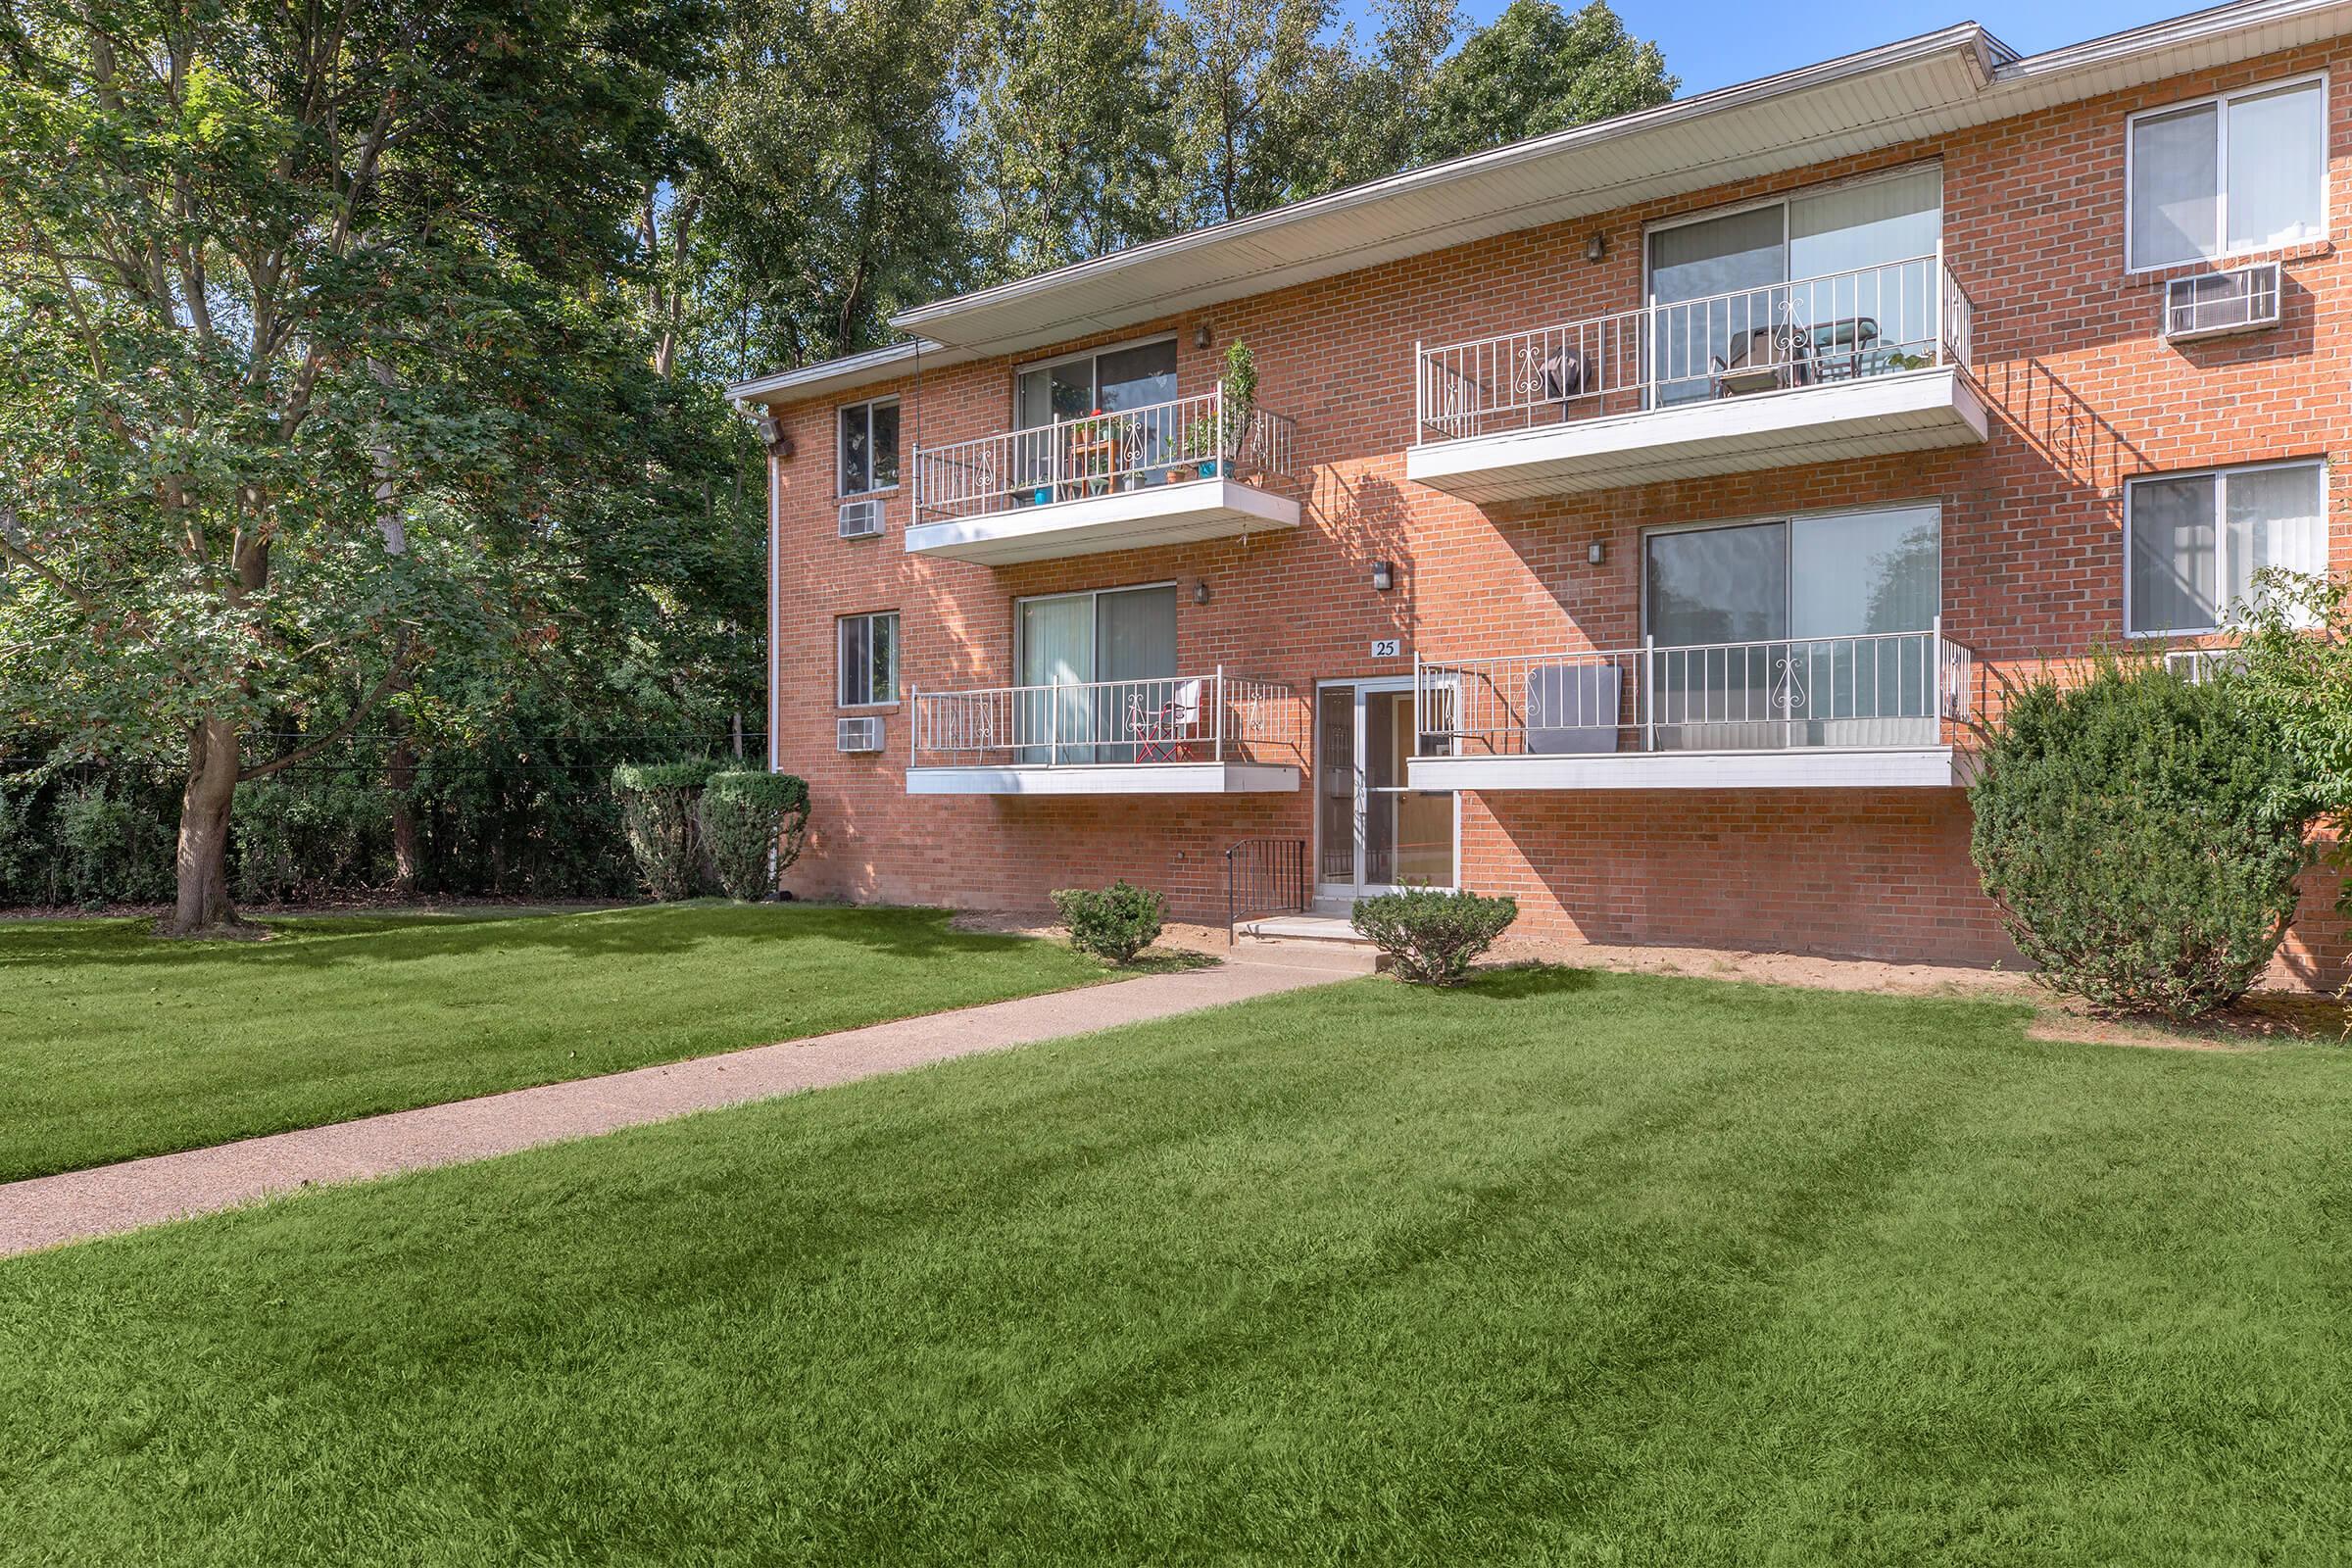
[0,904,1121,1182]
[6,968,2348,1565]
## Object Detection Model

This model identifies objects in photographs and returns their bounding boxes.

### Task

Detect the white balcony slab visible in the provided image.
[1405,368,1987,503]
[905,478,1299,565]
[1408,747,1961,791]
[906,761,1301,796]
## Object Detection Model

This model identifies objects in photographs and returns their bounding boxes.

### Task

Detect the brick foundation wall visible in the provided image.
[762,39,2352,989]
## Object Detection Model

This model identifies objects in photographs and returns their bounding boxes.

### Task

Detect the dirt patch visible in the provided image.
[950,908,1234,960]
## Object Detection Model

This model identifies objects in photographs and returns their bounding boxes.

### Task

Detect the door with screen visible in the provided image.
[1316,680,1455,896]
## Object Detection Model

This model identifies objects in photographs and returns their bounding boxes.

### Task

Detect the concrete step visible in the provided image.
[1236,913,1371,945]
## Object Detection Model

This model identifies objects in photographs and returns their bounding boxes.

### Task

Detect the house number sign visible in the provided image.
[1370,638,1401,659]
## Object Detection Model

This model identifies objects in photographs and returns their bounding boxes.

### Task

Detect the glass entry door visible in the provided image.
[1316,680,1456,898]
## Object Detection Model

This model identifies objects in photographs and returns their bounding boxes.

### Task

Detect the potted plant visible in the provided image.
[1180,417,1218,480]
[1218,339,1258,471]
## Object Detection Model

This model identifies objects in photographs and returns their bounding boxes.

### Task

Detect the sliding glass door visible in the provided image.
[1647,168,1943,404]
[1642,506,1941,748]
[1015,585,1178,763]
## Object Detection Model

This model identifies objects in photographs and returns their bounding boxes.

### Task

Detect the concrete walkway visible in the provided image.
[0,948,1367,1258]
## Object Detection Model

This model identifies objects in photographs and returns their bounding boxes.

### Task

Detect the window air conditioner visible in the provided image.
[836,715,884,753]
[2164,262,2282,341]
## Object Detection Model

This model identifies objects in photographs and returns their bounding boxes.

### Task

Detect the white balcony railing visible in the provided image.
[1415,625,1973,758]
[912,389,1297,524]
[910,669,1306,768]
[1415,255,1977,444]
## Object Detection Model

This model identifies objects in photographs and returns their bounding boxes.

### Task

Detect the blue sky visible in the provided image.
[1375,0,2196,96]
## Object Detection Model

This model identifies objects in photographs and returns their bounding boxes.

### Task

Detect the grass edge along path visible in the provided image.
[0,903,1150,1183]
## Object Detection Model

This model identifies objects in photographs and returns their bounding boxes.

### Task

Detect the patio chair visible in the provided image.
[1129,679,1203,762]
[1710,325,1812,398]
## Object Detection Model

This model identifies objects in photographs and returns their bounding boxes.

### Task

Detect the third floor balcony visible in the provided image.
[906,389,1300,565]
[1405,254,1987,502]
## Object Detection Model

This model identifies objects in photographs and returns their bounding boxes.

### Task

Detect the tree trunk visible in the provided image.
[388,730,420,894]
[165,717,248,937]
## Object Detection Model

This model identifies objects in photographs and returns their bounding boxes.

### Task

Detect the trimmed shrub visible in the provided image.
[1351,889,1518,985]
[1969,657,2315,1019]
[1052,879,1166,964]
[611,760,725,901]
[698,771,811,901]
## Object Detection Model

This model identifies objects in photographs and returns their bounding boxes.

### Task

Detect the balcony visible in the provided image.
[1409,627,1973,791]
[906,670,1306,794]
[906,391,1300,565]
[1405,257,1986,502]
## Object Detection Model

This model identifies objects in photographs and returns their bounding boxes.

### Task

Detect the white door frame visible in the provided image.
[1314,676,1460,900]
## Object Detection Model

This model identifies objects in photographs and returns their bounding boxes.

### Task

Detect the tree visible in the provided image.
[2230,569,2352,909]
[0,0,699,934]
[1165,0,1361,222]
[1418,0,1674,165]
[681,0,972,380]
[961,0,1183,278]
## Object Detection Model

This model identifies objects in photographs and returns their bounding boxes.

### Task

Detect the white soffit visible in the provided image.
[885,0,2352,362]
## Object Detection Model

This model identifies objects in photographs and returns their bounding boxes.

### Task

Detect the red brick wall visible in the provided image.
[761,39,2352,986]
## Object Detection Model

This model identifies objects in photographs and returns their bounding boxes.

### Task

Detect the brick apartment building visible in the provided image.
[732,0,2352,985]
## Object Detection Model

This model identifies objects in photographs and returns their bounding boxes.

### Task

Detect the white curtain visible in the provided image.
[1790,508,1941,637]
[1787,168,1942,279]
[2227,82,2325,253]
[2225,465,2327,613]
[2132,103,2219,268]
[1018,595,1095,760]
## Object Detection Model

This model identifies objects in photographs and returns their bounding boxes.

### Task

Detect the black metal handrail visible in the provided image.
[1224,837,1309,945]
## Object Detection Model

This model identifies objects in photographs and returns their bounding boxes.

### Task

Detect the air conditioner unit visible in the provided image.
[837,498,884,539]
[2164,261,2281,341]
[2164,648,2244,684]
[836,715,884,753]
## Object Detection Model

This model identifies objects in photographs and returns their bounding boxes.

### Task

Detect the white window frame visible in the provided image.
[2124,74,2329,274]
[1011,333,1181,427]
[2122,458,2329,638]
[837,396,900,499]
[837,611,900,709]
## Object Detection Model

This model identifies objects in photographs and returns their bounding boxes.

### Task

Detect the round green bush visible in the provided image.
[1052,880,1166,964]
[1969,657,2316,1019]
[1349,889,1518,985]
[698,770,811,901]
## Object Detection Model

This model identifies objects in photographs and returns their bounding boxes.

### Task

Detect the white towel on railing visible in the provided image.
[1170,679,1201,730]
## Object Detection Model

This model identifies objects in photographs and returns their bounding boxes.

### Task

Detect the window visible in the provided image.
[1014,338,1178,427]
[837,612,899,707]
[1645,167,1944,404]
[2126,461,2326,635]
[1643,506,1942,647]
[1642,506,1943,742]
[2128,77,2327,270]
[838,398,899,496]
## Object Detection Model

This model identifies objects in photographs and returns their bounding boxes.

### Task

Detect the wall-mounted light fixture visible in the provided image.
[1193,578,1213,605]
[753,413,792,457]
[1371,560,1395,593]
[1194,322,1213,349]
[1586,232,1608,264]
[1588,539,1605,566]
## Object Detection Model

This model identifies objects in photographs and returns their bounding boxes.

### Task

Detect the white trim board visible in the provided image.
[1408,747,1963,791]
[903,478,1300,565]
[906,762,1302,796]
[1404,368,1988,504]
